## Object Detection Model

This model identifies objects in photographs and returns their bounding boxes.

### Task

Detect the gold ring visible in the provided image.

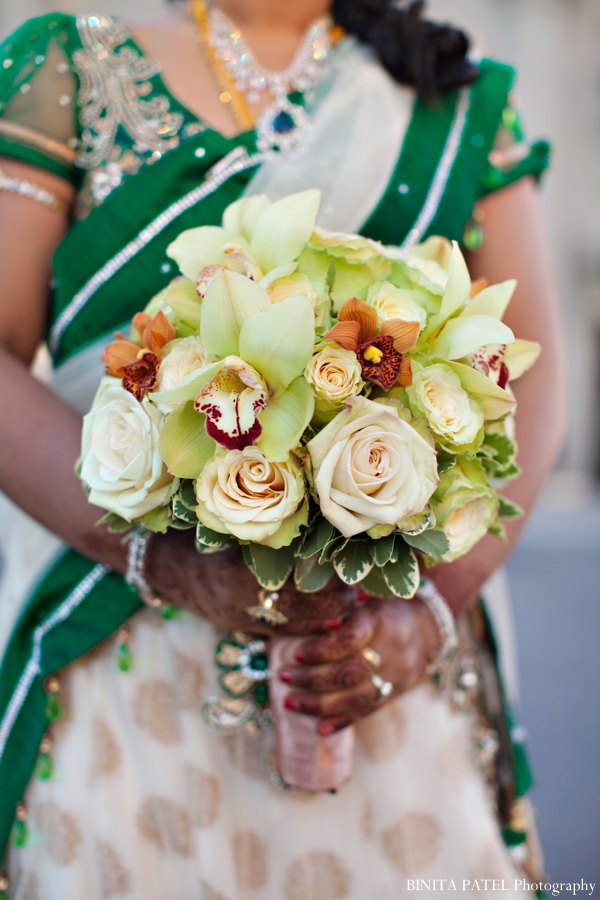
[362,647,382,671]
[245,590,289,627]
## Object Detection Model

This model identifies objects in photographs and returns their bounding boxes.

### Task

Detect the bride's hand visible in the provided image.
[146,529,361,636]
[277,596,440,734]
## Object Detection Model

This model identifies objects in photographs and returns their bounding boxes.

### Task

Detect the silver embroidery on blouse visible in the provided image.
[72,16,186,212]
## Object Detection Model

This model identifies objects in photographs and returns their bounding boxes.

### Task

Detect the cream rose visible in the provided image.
[367,282,427,328]
[307,396,439,538]
[81,377,173,520]
[408,364,484,450]
[195,447,308,548]
[432,459,498,561]
[305,346,363,404]
[444,497,493,557]
[156,336,208,394]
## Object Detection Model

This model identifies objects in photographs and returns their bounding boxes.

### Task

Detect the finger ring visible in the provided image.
[371,673,393,699]
[245,590,289,627]
[362,647,382,671]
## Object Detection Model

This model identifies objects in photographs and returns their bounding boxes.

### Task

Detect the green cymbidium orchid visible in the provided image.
[166,189,321,285]
[152,277,316,470]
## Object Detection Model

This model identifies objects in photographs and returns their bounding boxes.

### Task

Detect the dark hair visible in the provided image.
[331,0,479,101]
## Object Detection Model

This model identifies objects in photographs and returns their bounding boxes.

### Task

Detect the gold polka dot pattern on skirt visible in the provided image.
[188,766,221,828]
[355,701,406,762]
[97,839,133,897]
[231,829,268,890]
[91,716,122,778]
[381,811,442,875]
[285,850,351,900]
[33,800,82,867]
[174,649,206,709]
[131,680,182,744]
[137,797,192,856]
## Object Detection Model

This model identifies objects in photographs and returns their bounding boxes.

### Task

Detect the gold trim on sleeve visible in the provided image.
[0,120,76,165]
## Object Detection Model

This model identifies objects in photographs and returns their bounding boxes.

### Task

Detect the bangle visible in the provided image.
[0,164,70,217]
[125,526,167,611]
[417,578,459,663]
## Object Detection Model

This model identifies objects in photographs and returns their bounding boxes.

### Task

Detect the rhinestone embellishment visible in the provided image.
[206,7,333,155]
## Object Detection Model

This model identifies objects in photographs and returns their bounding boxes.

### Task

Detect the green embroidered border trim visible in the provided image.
[0,551,142,857]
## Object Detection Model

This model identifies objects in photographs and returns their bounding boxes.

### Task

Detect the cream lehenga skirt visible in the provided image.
[0,463,535,899]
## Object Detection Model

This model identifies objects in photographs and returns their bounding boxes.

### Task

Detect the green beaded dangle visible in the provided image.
[12,803,30,849]
[45,676,64,722]
[116,625,133,672]
[462,214,485,252]
[36,733,54,782]
[0,872,9,899]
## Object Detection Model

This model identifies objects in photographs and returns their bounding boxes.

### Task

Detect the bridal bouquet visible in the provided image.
[80,189,539,599]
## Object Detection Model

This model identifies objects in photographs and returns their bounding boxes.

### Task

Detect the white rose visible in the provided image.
[408,364,484,450]
[305,346,363,404]
[443,497,493,557]
[307,396,439,538]
[367,282,427,328]
[195,447,308,548]
[81,377,173,520]
[156,336,208,393]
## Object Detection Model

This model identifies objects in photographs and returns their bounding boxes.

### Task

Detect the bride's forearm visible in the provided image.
[0,348,128,573]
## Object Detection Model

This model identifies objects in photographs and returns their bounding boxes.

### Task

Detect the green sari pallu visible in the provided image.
[0,12,550,884]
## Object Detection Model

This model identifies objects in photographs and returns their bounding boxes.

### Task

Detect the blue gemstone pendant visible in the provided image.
[257,98,310,155]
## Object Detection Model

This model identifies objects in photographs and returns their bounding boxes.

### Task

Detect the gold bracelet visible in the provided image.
[0,164,69,217]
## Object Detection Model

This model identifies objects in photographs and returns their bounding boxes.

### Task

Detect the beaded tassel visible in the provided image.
[45,676,64,722]
[116,625,133,672]
[12,803,30,849]
[36,733,54,782]
[0,872,8,899]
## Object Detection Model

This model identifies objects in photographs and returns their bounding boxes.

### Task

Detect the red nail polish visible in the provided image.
[358,589,371,604]
[284,697,300,711]
[319,723,335,737]
[279,671,293,684]
[325,616,343,629]
[295,652,306,663]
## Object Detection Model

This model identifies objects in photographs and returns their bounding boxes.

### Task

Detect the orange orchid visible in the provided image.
[325,297,418,391]
[103,311,176,402]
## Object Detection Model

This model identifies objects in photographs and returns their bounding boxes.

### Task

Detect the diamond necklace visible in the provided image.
[203,2,335,154]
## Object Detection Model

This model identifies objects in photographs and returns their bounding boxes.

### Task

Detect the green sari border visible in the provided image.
[0,554,142,858]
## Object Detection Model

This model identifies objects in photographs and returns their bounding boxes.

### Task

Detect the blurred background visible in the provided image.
[1,0,598,884]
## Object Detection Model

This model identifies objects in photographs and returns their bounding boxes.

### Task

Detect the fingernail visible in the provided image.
[285,697,300,711]
[279,671,293,684]
[295,651,306,663]
[358,589,371,604]
[319,723,335,737]
[325,616,343,629]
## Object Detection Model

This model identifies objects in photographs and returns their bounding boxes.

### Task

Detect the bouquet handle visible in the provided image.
[270,636,355,792]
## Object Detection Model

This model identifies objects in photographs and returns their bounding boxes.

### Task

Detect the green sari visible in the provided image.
[0,11,549,870]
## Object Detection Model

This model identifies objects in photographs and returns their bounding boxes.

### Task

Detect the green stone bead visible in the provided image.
[36,751,54,782]
[250,652,269,672]
[117,642,133,672]
[12,818,29,849]
[45,690,64,723]
[160,605,180,620]
[254,683,269,706]
[462,218,485,251]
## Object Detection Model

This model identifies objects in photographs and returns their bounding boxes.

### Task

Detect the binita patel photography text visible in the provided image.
[407,880,596,896]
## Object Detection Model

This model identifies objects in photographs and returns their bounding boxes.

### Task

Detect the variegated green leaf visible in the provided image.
[333,540,374,585]
[382,542,420,598]
[294,556,335,592]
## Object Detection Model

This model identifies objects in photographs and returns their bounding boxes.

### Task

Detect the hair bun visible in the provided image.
[332,0,479,101]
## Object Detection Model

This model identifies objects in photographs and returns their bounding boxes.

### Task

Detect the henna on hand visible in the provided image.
[280,596,440,731]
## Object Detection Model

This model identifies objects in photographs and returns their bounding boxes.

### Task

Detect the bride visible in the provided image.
[0,0,564,897]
